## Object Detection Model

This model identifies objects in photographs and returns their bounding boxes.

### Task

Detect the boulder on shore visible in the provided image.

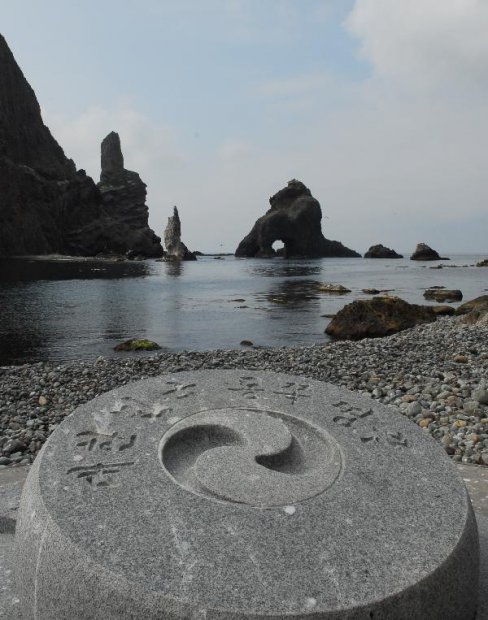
[325,297,436,340]
[163,207,196,261]
[424,289,463,303]
[410,243,449,261]
[455,295,488,325]
[235,179,359,259]
[364,244,403,259]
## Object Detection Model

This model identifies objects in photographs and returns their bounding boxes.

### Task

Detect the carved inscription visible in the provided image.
[76,431,136,452]
[67,462,134,487]
[161,380,196,399]
[109,396,172,419]
[227,378,312,404]
[273,382,311,405]
[332,401,408,448]
[228,376,264,399]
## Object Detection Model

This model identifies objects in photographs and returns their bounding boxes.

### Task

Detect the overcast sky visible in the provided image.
[3,1,487,253]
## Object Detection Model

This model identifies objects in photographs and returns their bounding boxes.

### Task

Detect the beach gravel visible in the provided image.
[0,316,487,467]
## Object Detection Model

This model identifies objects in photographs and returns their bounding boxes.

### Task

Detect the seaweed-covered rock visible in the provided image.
[410,243,449,261]
[235,180,359,259]
[325,297,436,340]
[113,339,161,351]
[364,244,403,259]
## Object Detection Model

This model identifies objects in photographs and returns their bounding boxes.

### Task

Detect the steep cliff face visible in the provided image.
[0,33,103,256]
[0,35,162,257]
[235,180,359,258]
[96,132,163,257]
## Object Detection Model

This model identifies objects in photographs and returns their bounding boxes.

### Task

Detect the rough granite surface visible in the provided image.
[14,371,479,619]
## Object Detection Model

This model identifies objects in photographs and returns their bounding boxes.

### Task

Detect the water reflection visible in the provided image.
[256,280,324,309]
[0,257,150,282]
[164,260,185,278]
[248,262,322,279]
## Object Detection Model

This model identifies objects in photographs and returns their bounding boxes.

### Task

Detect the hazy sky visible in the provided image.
[3,1,487,253]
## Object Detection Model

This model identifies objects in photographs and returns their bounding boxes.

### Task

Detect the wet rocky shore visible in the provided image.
[0,316,487,467]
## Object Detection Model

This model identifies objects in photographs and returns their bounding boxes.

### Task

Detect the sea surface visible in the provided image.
[0,254,486,365]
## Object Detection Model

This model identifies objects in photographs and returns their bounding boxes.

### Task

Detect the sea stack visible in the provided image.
[410,243,449,261]
[163,207,196,260]
[97,132,163,257]
[235,180,359,259]
[364,244,403,259]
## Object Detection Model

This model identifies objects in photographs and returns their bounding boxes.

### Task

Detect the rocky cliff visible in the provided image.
[163,207,196,260]
[0,34,162,257]
[97,132,163,257]
[235,180,359,258]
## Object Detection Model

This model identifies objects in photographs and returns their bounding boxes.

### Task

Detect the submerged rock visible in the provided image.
[424,289,463,303]
[410,243,449,261]
[325,297,436,340]
[364,244,403,259]
[235,180,359,259]
[163,207,196,261]
[96,132,163,258]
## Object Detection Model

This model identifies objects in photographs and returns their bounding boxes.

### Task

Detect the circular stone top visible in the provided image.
[15,371,478,620]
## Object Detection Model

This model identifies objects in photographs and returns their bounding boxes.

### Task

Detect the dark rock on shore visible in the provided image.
[364,244,403,258]
[0,34,162,258]
[456,296,488,325]
[163,207,196,260]
[410,243,450,261]
[96,132,163,258]
[325,297,436,340]
[424,289,463,303]
[235,180,359,259]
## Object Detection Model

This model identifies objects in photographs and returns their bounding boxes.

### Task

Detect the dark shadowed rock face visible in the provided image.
[0,33,104,256]
[325,296,436,340]
[96,132,163,258]
[163,207,196,260]
[0,34,162,258]
[364,244,403,259]
[410,243,449,261]
[235,180,359,259]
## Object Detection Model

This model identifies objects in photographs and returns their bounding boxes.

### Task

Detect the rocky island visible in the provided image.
[364,244,403,258]
[163,207,196,260]
[235,179,359,258]
[0,34,162,258]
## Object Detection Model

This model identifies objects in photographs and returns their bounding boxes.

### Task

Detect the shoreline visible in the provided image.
[0,316,487,468]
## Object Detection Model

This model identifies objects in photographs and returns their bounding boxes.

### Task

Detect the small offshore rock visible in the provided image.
[240,340,254,347]
[476,259,488,267]
[424,289,462,303]
[410,243,450,261]
[317,283,351,294]
[364,244,403,259]
[113,339,162,352]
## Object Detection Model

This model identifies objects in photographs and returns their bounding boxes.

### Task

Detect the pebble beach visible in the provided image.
[1,315,487,468]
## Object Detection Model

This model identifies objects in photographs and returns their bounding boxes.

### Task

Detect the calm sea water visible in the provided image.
[0,254,486,365]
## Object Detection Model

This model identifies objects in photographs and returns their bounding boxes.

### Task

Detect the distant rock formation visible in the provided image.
[410,243,449,261]
[0,34,162,257]
[235,180,359,259]
[163,207,196,260]
[97,132,163,257]
[364,244,403,259]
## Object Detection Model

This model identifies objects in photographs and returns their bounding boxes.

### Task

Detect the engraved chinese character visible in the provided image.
[66,461,134,487]
[76,431,136,452]
[161,380,196,399]
[386,431,408,448]
[228,376,264,400]
[273,382,311,405]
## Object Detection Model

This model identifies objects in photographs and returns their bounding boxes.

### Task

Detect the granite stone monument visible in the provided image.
[14,371,479,619]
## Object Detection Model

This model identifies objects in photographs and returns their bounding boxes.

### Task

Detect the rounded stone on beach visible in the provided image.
[14,370,479,619]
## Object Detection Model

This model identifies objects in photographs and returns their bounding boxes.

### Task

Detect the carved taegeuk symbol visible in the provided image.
[160,408,342,507]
